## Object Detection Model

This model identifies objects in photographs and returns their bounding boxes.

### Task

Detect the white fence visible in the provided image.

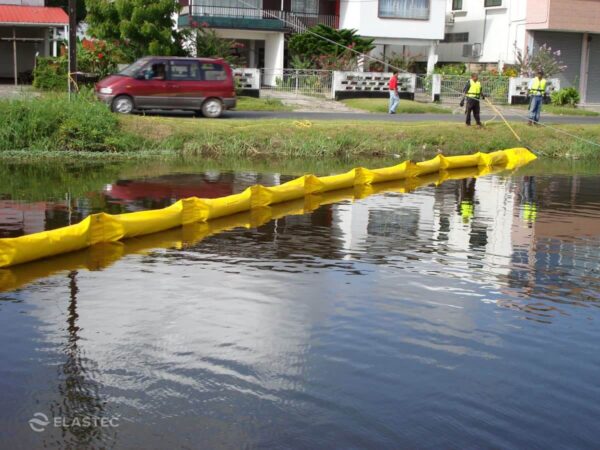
[509,77,560,104]
[232,70,561,103]
[233,68,260,96]
[332,72,416,100]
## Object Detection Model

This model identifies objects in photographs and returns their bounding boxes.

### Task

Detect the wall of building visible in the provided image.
[531,30,582,88]
[437,0,528,66]
[0,26,47,80]
[0,0,45,5]
[340,0,446,42]
[527,0,600,34]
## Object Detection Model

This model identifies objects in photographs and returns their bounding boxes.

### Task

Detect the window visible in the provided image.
[378,0,430,19]
[442,32,469,43]
[291,0,318,14]
[485,0,502,6]
[452,0,462,10]
[169,61,201,81]
[200,63,226,81]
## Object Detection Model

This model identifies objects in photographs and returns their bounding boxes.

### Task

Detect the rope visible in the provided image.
[293,120,312,128]
[484,98,522,143]
[222,0,600,150]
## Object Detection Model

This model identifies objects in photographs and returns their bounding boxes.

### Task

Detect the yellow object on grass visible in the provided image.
[0,148,536,270]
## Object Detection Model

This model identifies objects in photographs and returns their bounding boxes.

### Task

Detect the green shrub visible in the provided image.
[32,57,68,91]
[551,87,580,107]
[0,95,138,152]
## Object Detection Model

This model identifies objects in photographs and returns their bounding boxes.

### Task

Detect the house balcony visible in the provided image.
[178,2,339,33]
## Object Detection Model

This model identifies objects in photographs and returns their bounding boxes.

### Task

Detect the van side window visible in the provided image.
[201,63,226,81]
[143,62,167,80]
[169,61,201,81]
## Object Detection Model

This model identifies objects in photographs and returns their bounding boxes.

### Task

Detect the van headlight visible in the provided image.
[99,87,113,94]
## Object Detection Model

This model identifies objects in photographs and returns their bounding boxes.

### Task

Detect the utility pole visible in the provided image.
[68,0,77,95]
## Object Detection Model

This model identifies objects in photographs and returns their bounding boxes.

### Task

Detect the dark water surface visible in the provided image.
[1,159,600,449]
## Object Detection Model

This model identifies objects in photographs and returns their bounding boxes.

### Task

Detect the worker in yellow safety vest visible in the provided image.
[528,70,548,125]
[460,73,485,127]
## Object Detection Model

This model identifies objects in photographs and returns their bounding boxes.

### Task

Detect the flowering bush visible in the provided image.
[514,43,567,77]
[78,38,133,78]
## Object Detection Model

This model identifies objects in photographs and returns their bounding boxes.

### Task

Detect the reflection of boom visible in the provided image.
[0,148,537,275]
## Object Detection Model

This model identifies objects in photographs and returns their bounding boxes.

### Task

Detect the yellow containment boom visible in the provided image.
[0,148,536,270]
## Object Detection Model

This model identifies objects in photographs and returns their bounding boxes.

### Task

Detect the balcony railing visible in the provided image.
[182,4,339,31]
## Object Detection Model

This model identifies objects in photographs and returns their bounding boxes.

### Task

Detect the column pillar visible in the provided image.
[264,32,284,86]
[249,39,256,68]
[579,32,590,104]
[12,28,17,86]
[426,42,438,75]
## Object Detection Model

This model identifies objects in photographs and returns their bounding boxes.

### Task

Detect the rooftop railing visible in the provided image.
[182,3,339,31]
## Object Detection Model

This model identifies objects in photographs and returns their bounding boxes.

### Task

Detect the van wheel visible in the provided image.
[111,96,134,114]
[201,98,223,118]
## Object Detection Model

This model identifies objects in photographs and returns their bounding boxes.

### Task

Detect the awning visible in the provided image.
[0,5,68,26]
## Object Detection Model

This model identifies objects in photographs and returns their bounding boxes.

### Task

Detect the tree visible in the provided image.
[514,43,567,77]
[46,0,87,24]
[186,21,245,66]
[288,25,375,68]
[85,0,186,58]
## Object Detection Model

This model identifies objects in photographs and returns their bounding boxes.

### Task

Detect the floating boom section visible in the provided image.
[0,148,536,270]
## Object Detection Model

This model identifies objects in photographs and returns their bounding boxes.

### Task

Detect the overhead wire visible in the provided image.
[234,0,600,150]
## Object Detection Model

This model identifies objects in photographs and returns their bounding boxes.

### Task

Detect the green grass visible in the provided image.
[510,104,599,117]
[235,96,293,112]
[2,95,600,161]
[342,98,451,114]
[118,115,600,161]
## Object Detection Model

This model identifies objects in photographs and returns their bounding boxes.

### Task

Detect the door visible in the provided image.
[127,59,170,109]
[167,59,203,109]
[587,34,600,104]
[198,62,229,99]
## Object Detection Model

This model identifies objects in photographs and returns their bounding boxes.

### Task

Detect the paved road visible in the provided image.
[220,110,600,125]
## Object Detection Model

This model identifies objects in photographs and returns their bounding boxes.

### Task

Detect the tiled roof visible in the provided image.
[0,5,68,25]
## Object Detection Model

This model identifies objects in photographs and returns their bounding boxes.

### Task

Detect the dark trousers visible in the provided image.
[465,98,481,125]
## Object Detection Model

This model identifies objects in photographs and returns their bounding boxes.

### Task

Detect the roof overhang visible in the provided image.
[0,5,68,26]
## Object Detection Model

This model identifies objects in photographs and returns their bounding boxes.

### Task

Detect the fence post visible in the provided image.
[431,74,441,102]
[508,77,515,104]
[295,69,299,96]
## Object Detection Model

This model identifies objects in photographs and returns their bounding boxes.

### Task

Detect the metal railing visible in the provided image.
[261,69,333,97]
[182,4,339,31]
[440,75,510,104]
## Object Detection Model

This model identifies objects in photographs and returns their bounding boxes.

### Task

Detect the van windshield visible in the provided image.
[118,59,151,78]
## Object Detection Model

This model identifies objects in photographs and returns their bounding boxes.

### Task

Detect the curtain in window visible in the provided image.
[291,0,318,15]
[379,0,430,19]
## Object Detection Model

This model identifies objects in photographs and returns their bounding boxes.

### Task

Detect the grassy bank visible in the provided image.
[2,95,600,161]
[235,96,292,112]
[342,98,450,114]
[509,104,599,117]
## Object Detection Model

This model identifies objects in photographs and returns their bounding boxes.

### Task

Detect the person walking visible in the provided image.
[460,73,484,127]
[528,70,548,125]
[389,71,400,114]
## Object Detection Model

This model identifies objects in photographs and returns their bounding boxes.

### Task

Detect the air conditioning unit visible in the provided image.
[445,12,455,25]
[462,43,482,58]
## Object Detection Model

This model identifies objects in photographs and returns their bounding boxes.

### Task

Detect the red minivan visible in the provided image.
[95,57,236,118]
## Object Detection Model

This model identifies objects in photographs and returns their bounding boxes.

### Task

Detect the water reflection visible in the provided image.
[1,165,600,448]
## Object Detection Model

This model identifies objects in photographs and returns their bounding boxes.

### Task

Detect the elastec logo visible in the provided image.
[28,412,50,432]
[28,412,119,433]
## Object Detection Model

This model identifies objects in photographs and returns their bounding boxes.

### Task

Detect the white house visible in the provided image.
[178,0,339,77]
[340,0,447,74]
[437,0,528,70]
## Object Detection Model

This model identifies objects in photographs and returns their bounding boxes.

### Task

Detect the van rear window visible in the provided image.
[169,61,201,80]
[201,63,226,81]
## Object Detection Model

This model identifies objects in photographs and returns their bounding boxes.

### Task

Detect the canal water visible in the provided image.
[1,159,599,449]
